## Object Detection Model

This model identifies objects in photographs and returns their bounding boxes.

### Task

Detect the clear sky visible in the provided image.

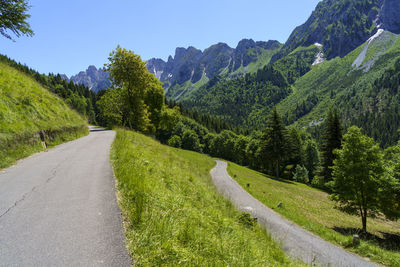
[0,0,321,77]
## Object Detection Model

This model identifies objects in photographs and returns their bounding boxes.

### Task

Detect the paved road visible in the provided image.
[210,160,378,267]
[0,127,131,266]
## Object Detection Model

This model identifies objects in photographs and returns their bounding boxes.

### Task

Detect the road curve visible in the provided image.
[210,160,378,267]
[0,127,131,266]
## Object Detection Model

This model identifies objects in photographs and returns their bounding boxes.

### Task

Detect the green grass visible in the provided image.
[111,129,304,266]
[0,62,88,168]
[227,162,400,267]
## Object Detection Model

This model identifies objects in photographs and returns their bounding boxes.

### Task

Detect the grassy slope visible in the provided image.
[278,33,400,129]
[0,62,88,168]
[111,129,304,266]
[227,162,400,267]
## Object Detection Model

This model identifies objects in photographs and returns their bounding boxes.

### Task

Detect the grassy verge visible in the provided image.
[227,162,400,266]
[111,129,304,266]
[0,62,88,169]
[0,125,88,169]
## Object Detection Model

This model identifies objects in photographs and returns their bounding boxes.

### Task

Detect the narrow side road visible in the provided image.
[0,127,131,266]
[210,160,378,267]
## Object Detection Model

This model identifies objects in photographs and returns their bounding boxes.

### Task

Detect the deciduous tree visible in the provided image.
[0,0,33,40]
[331,126,387,233]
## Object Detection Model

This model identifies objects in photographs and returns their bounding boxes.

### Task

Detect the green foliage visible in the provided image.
[0,55,100,124]
[167,135,182,148]
[0,0,33,40]
[111,129,300,266]
[381,142,400,220]
[228,161,400,267]
[304,139,320,180]
[0,62,88,168]
[260,109,288,177]
[100,46,164,132]
[181,129,202,152]
[320,109,342,184]
[293,165,309,184]
[330,126,387,232]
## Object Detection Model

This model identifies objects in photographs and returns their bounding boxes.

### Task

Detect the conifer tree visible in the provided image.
[261,108,288,177]
[320,109,342,184]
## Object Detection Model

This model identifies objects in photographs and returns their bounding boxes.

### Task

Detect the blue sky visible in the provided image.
[0,0,321,77]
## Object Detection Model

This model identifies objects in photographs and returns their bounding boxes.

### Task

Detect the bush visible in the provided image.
[182,129,202,152]
[167,135,182,148]
[293,165,309,183]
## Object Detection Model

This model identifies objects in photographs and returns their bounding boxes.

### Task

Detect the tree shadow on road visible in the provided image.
[333,226,400,252]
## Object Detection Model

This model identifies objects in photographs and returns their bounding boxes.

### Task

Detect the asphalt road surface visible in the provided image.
[210,160,378,267]
[0,127,131,266]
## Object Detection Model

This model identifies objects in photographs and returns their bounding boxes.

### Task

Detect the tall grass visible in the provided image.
[111,129,304,266]
[0,62,88,168]
[227,162,400,267]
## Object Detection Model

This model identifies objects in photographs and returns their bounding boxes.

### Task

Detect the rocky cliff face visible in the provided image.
[271,0,400,63]
[69,65,111,92]
[147,39,281,89]
[378,0,400,34]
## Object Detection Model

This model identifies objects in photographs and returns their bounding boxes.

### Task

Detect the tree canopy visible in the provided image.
[0,0,33,40]
[330,126,395,232]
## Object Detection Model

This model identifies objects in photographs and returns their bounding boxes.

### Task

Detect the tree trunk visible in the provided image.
[275,160,280,178]
[361,214,367,233]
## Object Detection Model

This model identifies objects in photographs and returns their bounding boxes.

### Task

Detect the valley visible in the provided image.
[1,0,400,266]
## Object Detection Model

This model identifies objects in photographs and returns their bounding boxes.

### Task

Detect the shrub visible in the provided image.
[293,165,309,183]
[167,135,182,148]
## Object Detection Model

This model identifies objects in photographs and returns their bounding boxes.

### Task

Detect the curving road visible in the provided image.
[0,127,131,266]
[210,160,378,267]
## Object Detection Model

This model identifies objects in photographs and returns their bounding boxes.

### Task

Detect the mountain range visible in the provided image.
[67,0,400,146]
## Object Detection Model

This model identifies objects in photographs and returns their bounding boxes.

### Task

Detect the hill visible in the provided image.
[111,128,303,266]
[227,162,400,267]
[0,61,88,168]
[278,30,400,147]
[169,0,400,147]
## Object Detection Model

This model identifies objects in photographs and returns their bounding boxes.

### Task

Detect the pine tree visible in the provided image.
[261,108,288,177]
[320,109,342,184]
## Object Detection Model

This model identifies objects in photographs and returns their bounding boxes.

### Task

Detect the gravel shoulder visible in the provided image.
[210,160,378,267]
[0,127,131,266]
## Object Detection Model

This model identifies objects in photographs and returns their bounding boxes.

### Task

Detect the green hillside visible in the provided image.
[227,162,400,266]
[111,129,303,266]
[279,31,400,147]
[0,62,88,168]
[181,45,318,129]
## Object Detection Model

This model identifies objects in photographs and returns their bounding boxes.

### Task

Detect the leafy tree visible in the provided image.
[167,135,182,148]
[381,141,400,220]
[320,109,342,184]
[293,165,309,184]
[234,135,249,165]
[97,87,124,127]
[260,108,288,177]
[245,131,263,170]
[104,46,163,132]
[181,129,202,152]
[0,0,33,40]
[330,126,388,233]
[209,130,237,159]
